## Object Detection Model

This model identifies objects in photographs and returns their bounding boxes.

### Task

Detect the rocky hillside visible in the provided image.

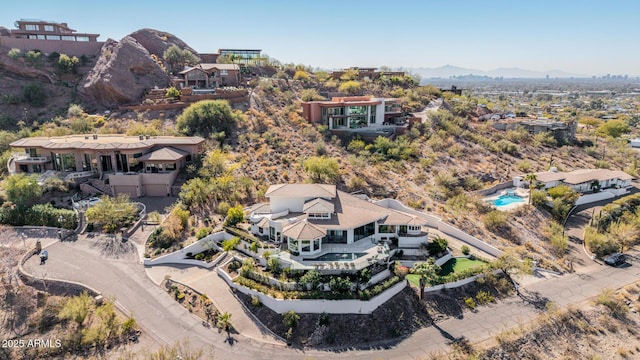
[0,28,196,123]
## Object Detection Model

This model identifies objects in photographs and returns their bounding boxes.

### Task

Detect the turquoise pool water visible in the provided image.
[493,195,525,207]
[306,252,367,261]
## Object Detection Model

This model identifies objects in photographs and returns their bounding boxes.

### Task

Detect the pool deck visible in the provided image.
[484,187,529,211]
[271,238,390,272]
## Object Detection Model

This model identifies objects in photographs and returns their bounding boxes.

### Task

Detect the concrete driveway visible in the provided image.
[20,229,640,359]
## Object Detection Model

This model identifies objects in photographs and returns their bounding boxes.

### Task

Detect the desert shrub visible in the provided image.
[338,80,361,94]
[585,227,619,257]
[496,140,519,155]
[176,100,241,138]
[303,156,340,183]
[464,297,476,309]
[461,245,470,255]
[8,48,21,59]
[596,289,627,318]
[534,132,558,147]
[484,211,508,232]
[427,237,449,255]
[293,70,310,81]
[57,53,79,73]
[23,83,45,106]
[516,159,532,172]
[475,290,495,304]
[530,190,547,207]
[300,88,323,101]
[25,50,42,66]
[462,176,483,191]
[222,236,241,251]
[195,227,212,240]
[251,295,261,307]
[165,86,180,99]
[224,205,244,227]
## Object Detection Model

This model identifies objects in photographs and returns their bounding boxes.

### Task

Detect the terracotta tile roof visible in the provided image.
[265,184,336,198]
[303,198,335,213]
[282,221,325,240]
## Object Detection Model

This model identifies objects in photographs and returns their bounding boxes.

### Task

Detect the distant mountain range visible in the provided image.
[406,65,587,79]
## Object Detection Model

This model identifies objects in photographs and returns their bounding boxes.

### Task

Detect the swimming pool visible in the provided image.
[306,252,367,262]
[493,195,525,207]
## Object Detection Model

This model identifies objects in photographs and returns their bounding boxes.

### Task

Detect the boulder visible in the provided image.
[78,36,170,107]
[129,28,199,61]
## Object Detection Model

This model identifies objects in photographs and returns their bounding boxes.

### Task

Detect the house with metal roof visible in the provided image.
[8,134,204,197]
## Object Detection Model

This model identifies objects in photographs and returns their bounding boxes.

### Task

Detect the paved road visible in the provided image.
[20,230,640,359]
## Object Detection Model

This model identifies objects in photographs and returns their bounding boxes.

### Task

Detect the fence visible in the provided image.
[374,199,503,257]
[473,180,514,197]
[218,267,407,314]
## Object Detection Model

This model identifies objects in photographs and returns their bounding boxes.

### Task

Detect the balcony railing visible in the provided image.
[12,153,49,162]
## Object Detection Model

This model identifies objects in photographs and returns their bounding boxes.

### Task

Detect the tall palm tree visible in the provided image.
[524,173,538,205]
[217,312,233,340]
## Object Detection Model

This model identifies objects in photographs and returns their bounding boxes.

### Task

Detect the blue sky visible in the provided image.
[2,0,639,75]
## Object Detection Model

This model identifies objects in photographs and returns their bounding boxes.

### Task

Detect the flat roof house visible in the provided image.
[330,67,406,81]
[6,19,100,42]
[301,96,404,130]
[8,134,204,197]
[249,184,430,259]
[218,49,265,65]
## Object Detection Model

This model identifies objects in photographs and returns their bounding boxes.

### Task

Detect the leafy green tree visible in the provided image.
[216,311,233,334]
[597,119,630,138]
[176,100,240,138]
[413,258,441,285]
[222,236,241,251]
[303,156,340,183]
[163,45,199,74]
[3,173,43,207]
[282,310,300,329]
[609,222,640,253]
[299,270,322,289]
[85,194,138,233]
[224,205,244,227]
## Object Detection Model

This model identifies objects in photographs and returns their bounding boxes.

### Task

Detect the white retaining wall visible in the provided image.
[435,251,453,266]
[368,269,391,286]
[144,231,233,268]
[574,188,629,206]
[375,199,503,257]
[218,268,407,314]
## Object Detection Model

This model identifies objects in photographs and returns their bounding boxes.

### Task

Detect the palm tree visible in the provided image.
[524,173,538,205]
[217,311,233,341]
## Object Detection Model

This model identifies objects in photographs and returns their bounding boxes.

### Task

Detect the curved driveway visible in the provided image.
[22,230,640,359]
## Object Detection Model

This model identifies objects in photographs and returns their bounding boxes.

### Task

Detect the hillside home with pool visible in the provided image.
[248,184,431,268]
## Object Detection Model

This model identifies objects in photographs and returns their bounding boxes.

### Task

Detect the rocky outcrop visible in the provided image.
[129,28,198,61]
[78,36,170,107]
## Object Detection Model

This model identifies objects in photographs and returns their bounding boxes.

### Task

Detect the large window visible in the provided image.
[354,222,375,241]
[25,24,38,31]
[308,212,329,219]
[61,36,75,41]
[348,106,367,115]
[46,35,61,40]
[349,116,367,128]
[44,25,54,32]
[378,225,397,233]
[301,241,311,253]
[76,36,89,42]
[325,230,347,243]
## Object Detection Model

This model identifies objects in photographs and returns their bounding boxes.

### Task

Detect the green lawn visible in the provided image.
[439,257,487,276]
[405,257,487,287]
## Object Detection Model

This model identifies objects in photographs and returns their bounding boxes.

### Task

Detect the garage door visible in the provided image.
[114,185,138,198]
[145,184,167,197]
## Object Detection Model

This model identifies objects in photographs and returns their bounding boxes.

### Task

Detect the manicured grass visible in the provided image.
[439,257,487,276]
[405,257,488,287]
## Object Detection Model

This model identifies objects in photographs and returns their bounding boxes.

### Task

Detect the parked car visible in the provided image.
[604,253,625,266]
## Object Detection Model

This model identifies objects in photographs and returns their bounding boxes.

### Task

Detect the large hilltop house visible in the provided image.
[8,134,203,197]
[0,19,103,56]
[301,96,407,132]
[493,118,577,142]
[248,184,430,262]
[515,168,633,193]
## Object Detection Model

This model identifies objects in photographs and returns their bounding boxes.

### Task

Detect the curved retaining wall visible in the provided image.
[144,231,232,268]
[218,267,407,314]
